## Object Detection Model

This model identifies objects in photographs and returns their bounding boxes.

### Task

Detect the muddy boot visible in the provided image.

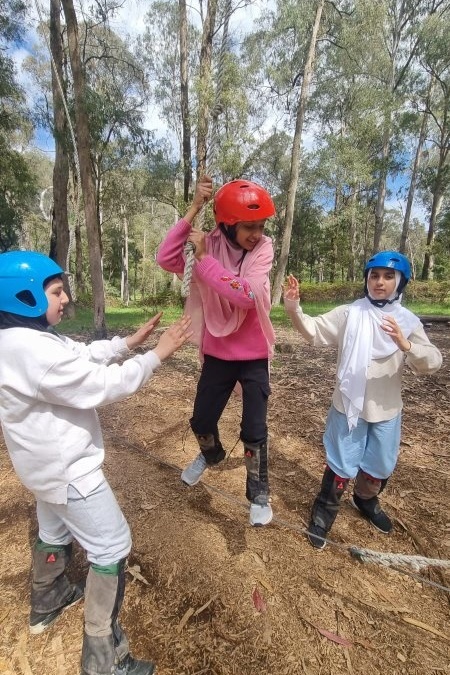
[351,471,392,534]
[307,467,349,550]
[181,432,225,486]
[29,538,84,634]
[244,441,272,526]
[81,560,156,675]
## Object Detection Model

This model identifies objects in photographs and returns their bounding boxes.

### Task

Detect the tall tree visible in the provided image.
[61,0,106,337]
[179,0,192,201]
[400,74,434,254]
[418,8,450,278]
[271,0,325,305]
[49,0,75,315]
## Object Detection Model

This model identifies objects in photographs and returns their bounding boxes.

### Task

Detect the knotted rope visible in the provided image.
[34,0,79,301]
[181,0,233,297]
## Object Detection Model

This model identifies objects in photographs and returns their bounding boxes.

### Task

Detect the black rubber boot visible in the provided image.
[29,538,83,634]
[81,561,156,675]
[307,467,349,550]
[351,471,392,533]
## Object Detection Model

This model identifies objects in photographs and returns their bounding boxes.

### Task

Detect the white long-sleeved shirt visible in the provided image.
[284,299,443,422]
[0,328,161,503]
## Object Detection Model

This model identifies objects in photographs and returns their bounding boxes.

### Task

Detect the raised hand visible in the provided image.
[153,315,193,361]
[283,274,300,302]
[380,314,411,352]
[126,312,163,350]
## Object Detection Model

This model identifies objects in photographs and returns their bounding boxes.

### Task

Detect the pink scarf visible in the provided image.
[185,227,275,357]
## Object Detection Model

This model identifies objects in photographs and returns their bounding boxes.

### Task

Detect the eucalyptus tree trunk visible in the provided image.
[121,205,129,305]
[373,118,391,252]
[49,0,74,315]
[61,0,106,337]
[400,75,434,255]
[348,189,358,281]
[179,0,192,201]
[271,0,325,305]
[196,0,218,178]
[422,164,446,280]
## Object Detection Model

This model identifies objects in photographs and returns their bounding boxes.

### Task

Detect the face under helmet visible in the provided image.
[213,180,275,242]
[364,250,411,307]
[0,251,64,318]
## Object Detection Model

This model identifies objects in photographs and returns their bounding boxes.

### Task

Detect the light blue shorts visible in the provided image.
[323,406,401,480]
[36,479,131,566]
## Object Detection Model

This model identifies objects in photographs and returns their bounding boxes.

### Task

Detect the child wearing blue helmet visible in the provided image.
[0,251,192,674]
[283,251,442,549]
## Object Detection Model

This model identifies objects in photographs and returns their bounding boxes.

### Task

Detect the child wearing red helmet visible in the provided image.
[283,251,442,549]
[156,176,276,526]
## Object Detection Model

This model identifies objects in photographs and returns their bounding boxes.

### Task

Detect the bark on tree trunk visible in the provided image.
[271,0,325,305]
[196,0,218,179]
[422,182,444,281]
[400,76,434,255]
[50,0,74,316]
[121,205,129,306]
[373,117,391,252]
[179,0,192,202]
[61,0,106,337]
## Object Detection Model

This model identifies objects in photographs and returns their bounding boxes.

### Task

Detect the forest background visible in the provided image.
[1,0,450,336]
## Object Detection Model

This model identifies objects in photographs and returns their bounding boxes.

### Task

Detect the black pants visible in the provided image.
[190,355,270,446]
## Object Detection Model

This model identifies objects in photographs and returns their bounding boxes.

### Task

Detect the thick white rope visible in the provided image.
[181,0,233,298]
[348,546,450,573]
[34,0,79,301]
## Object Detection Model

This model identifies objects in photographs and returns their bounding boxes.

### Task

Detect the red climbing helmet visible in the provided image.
[213,179,276,226]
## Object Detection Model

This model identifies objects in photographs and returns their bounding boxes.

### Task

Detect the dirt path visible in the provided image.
[0,323,449,675]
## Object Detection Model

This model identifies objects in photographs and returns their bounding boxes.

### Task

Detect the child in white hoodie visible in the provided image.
[0,250,192,675]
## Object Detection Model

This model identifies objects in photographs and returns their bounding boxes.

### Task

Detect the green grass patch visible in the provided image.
[61,298,449,335]
[60,304,182,333]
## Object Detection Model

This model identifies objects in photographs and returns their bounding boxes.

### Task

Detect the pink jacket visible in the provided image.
[156,218,275,361]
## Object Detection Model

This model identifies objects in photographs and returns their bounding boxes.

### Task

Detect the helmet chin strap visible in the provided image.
[365,294,401,308]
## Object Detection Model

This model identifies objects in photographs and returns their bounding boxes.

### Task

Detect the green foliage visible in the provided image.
[0,2,38,250]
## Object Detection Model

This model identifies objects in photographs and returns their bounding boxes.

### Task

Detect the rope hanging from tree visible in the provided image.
[34,0,80,301]
[181,0,233,298]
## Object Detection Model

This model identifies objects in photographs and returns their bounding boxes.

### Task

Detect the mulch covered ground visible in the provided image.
[0,321,449,675]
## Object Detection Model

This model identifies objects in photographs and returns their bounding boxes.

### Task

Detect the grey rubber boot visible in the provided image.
[244,441,273,526]
[29,538,83,634]
[243,441,269,503]
[81,561,156,675]
[307,467,349,549]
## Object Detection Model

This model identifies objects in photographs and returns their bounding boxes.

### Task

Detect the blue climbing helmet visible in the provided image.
[364,250,411,306]
[0,251,64,317]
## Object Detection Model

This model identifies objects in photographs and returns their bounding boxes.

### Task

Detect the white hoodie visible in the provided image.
[0,328,160,504]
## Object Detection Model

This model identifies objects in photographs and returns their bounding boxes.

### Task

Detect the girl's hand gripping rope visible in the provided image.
[184,175,214,224]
